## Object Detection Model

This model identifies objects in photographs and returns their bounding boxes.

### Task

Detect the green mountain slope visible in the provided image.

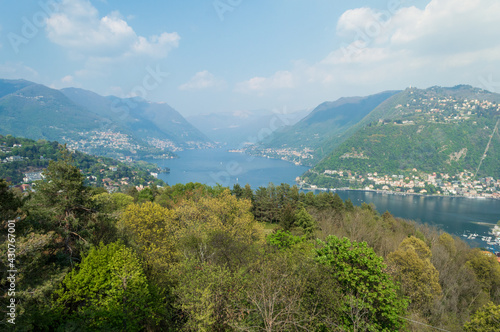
[62,88,211,146]
[0,79,213,159]
[0,82,102,140]
[250,90,399,165]
[303,86,500,196]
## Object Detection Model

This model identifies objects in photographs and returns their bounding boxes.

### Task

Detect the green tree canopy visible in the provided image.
[464,302,500,332]
[54,242,158,331]
[388,236,442,312]
[315,235,407,331]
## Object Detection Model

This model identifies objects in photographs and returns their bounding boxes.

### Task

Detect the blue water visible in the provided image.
[150,149,500,248]
[153,148,309,189]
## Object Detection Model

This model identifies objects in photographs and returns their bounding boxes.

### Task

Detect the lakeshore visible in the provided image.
[299,185,500,201]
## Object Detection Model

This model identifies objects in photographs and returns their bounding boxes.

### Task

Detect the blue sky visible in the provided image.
[1,0,500,116]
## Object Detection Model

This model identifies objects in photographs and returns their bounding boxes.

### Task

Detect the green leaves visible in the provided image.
[464,302,500,332]
[387,236,442,312]
[315,236,408,331]
[55,242,157,331]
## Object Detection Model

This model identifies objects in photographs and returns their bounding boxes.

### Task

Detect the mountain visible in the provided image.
[187,109,310,148]
[303,85,500,194]
[0,79,213,160]
[249,90,399,165]
[0,81,101,139]
[61,87,212,149]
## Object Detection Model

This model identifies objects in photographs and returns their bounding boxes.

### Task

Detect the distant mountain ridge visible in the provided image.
[250,90,400,165]
[0,79,213,160]
[187,108,310,148]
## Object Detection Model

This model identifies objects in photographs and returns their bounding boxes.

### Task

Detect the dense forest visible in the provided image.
[1,146,500,331]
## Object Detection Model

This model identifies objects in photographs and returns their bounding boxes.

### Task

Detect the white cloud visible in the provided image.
[235,0,500,99]
[179,71,225,90]
[45,0,179,59]
[235,71,294,94]
[61,75,74,83]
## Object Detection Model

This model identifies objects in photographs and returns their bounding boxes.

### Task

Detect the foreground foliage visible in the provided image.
[1,151,499,331]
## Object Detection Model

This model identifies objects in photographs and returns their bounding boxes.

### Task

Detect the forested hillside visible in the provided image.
[1,146,499,331]
[303,86,500,195]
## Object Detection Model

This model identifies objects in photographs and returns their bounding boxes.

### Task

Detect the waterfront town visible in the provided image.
[299,169,500,199]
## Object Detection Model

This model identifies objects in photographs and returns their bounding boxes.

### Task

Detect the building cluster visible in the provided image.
[391,93,500,124]
[319,169,500,199]
[257,147,314,165]
[64,130,144,154]
[147,137,182,152]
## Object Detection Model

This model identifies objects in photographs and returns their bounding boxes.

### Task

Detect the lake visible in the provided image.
[151,149,500,248]
[154,148,309,189]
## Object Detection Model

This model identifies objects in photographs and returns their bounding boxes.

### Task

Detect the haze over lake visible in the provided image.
[154,149,500,248]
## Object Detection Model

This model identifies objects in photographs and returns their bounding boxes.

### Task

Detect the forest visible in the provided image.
[1,146,500,331]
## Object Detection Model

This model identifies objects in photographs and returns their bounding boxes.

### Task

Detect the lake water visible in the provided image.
[154,148,309,189]
[152,149,500,249]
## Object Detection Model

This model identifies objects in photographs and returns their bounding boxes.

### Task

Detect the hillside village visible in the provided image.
[61,130,177,160]
[0,137,164,193]
[384,90,500,123]
[296,90,500,198]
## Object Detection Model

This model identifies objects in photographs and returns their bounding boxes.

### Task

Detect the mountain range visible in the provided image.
[295,85,500,190]
[2,78,499,193]
[0,79,213,159]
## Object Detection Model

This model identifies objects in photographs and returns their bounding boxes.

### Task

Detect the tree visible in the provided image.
[54,242,159,331]
[278,203,296,231]
[266,230,306,250]
[92,192,134,214]
[331,193,345,212]
[176,189,264,248]
[315,236,407,331]
[233,251,317,332]
[137,187,154,203]
[387,236,442,312]
[173,259,244,332]
[294,206,316,238]
[120,201,180,282]
[24,147,106,261]
[464,302,500,332]
[231,183,244,198]
[466,249,500,302]
[344,198,355,212]
[0,178,21,221]
[242,184,254,201]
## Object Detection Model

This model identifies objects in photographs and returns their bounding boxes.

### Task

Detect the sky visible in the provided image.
[1,0,500,117]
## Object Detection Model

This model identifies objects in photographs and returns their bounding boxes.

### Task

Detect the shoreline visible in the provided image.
[299,186,500,201]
